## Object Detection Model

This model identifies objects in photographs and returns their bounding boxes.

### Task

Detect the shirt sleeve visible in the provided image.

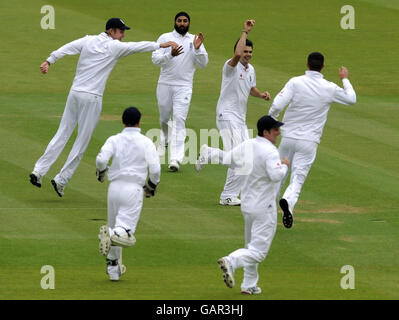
[145,141,161,185]
[265,150,288,182]
[223,60,237,78]
[151,34,173,66]
[193,43,208,69]
[96,137,115,171]
[331,79,357,105]
[251,68,256,88]
[113,41,160,59]
[46,36,88,64]
[268,78,295,118]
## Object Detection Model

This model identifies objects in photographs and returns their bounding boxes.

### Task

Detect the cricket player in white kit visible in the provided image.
[216,20,271,206]
[269,52,356,228]
[152,11,208,172]
[29,18,176,196]
[196,116,289,294]
[96,107,161,281]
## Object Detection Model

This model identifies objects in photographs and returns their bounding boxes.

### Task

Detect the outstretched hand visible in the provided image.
[194,32,204,50]
[40,61,50,74]
[160,41,179,48]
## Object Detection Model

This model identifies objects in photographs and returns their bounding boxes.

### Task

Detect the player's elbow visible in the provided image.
[197,60,208,69]
[348,94,357,105]
[269,170,286,183]
[151,57,160,66]
[149,168,161,185]
[270,176,283,183]
[96,155,108,170]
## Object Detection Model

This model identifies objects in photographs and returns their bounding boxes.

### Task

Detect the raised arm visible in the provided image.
[228,20,255,68]
[193,32,208,68]
[332,66,356,105]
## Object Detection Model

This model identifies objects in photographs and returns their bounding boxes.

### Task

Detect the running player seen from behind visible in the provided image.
[29,18,176,197]
[269,52,356,228]
[215,19,271,206]
[96,107,161,281]
[152,11,208,172]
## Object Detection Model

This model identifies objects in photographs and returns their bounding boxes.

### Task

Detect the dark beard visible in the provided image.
[174,23,189,35]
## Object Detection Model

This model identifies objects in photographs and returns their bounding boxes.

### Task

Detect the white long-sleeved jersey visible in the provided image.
[216,60,256,125]
[96,127,160,186]
[152,30,208,87]
[229,136,288,214]
[268,71,356,144]
[46,32,160,96]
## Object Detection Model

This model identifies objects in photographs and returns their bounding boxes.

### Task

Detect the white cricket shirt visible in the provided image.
[268,70,356,144]
[96,127,161,185]
[46,32,160,96]
[216,60,256,125]
[152,30,208,87]
[231,136,288,214]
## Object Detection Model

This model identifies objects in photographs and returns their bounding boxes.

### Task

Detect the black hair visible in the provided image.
[257,115,283,136]
[122,107,141,126]
[307,52,324,72]
[234,39,253,52]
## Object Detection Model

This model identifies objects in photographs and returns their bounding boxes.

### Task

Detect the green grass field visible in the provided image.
[0,0,398,300]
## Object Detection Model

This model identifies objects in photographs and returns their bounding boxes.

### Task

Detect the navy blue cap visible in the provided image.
[106,18,130,30]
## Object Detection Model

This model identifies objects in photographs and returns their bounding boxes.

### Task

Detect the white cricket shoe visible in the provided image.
[218,256,235,288]
[241,286,262,295]
[219,197,241,206]
[29,171,42,188]
[195,144,209,172]
[98,225,111,256]
[111,227,136,248]
[51,179,65,197]
[106,259,126,281]
[168,160,179,172]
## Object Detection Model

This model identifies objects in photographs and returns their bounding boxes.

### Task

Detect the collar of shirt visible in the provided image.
[172,29,191,39]
[305,70,324,78]
[122,127,141,133]
[100,32,113,40]
[239,61,250,71]
[256,135,274,146]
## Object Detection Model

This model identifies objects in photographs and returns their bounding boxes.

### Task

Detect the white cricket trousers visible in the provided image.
[156,84,192,163]
[34,90,102,186]
[106,178,143,261]
[216,119,249,199]
[229,210,277,290]
[277,137,318,213]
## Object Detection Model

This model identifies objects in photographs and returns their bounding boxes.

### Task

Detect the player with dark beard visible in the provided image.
[152,12,208,172]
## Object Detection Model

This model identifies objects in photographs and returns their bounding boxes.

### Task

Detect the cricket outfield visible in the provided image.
[0,0,398,300]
